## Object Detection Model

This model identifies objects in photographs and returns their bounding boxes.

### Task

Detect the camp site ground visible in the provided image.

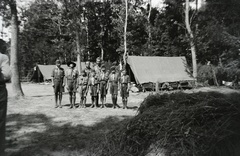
[6,81,240,155]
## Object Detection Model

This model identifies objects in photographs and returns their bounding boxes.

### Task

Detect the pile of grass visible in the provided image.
[98,92,240,156]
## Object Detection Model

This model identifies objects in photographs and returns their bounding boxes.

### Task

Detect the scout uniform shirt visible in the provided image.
[79,75,89,97]
[109,72,119,85]
[109,72,119,95]
[120,74,130,84]
[65,67,78,92]
[89,75,99,96]
[65,67,78,81]
[99,71,108,96]
[83,67,92,78]
[51,66,65,82]
[120,74,130,97]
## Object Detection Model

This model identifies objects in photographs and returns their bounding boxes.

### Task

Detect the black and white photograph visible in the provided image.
[1,0,240,155]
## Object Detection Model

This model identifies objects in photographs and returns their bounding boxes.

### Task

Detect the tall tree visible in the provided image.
[185,0,197,78]
[5,0,24,97]
[147,0,152,54]
[123,0,128,65]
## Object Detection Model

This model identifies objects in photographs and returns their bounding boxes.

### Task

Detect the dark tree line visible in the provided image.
[1,0,240,82]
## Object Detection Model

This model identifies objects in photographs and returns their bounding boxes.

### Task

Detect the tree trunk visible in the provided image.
[147,0,152,55]
[9,0,24,97]
[76,30,82,73]
[185,0,197,79]
[123,0,128,65]
[101,46,104,61]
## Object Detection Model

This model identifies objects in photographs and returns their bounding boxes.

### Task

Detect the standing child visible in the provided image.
[119,69,130,109]
[78,70,89,108]
[65,61,78,109]
[89,71,99,108]
[51,60,65,108]
[99,66,109,108]
[108,67,119,109]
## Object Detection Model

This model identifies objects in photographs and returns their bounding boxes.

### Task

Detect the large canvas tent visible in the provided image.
[127,56,194,84]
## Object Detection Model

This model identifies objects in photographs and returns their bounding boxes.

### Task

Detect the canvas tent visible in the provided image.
[31,61,112,82]
[31,62,87,82]
[127,56,194,84]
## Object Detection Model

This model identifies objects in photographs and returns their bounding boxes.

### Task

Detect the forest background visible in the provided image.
[1,0,240,83]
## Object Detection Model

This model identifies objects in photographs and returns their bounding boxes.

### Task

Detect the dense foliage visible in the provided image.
[1,0,240,81]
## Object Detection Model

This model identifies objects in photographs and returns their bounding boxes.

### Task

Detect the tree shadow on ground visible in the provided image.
[6,113,132,156]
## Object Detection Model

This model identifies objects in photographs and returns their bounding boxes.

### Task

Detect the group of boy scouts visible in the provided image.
[51,57,131,109]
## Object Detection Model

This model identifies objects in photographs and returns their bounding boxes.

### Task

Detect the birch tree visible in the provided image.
[185,0,197,79]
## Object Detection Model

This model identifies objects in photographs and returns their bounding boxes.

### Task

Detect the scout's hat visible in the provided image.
[67,61,76,67]
[56,59,61,64]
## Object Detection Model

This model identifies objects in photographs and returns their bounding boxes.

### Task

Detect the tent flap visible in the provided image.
[127,56,194,84]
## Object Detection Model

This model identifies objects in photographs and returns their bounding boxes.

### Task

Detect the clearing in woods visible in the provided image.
[6,83,147,155]
[5,83,238,155]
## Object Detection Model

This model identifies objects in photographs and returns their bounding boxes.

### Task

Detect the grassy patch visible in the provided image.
[100,92,240,156]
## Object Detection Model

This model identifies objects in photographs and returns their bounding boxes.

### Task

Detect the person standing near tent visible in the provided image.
[65,61,79,109]
[94,57,102,76]
[119,69,130,109]
[89,70,99,108]
[94,57,102,107]
[78,70,89,108]
[99,65,109,108]
[108,67,120,109]
[51,60,65,108]
[0,50,11,156]
[83,61,92,78]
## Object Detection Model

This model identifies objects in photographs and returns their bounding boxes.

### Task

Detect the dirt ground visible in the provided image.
[5,83,240,155]
[5,82,149,155]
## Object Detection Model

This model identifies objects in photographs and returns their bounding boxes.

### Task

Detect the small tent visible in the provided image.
[30,61,112,82]
[31,62,87,82]
[127,56,194,85]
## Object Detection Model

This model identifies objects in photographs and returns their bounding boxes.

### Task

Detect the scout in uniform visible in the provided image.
[88,70,99,108]
[108,67,120,109]
[94,57,102,107]
[83,61,92,78]
[98,66,109,108]
[119,69,131,109]
[65,61,79,109]
[94,57,102,76]
[78,70,89,108]
[51,60,65,108]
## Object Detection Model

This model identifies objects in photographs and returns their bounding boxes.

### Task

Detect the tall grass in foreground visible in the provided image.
[98,92,240,156]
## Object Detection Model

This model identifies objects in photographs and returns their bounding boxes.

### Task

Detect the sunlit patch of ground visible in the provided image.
[5,83,239,155]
